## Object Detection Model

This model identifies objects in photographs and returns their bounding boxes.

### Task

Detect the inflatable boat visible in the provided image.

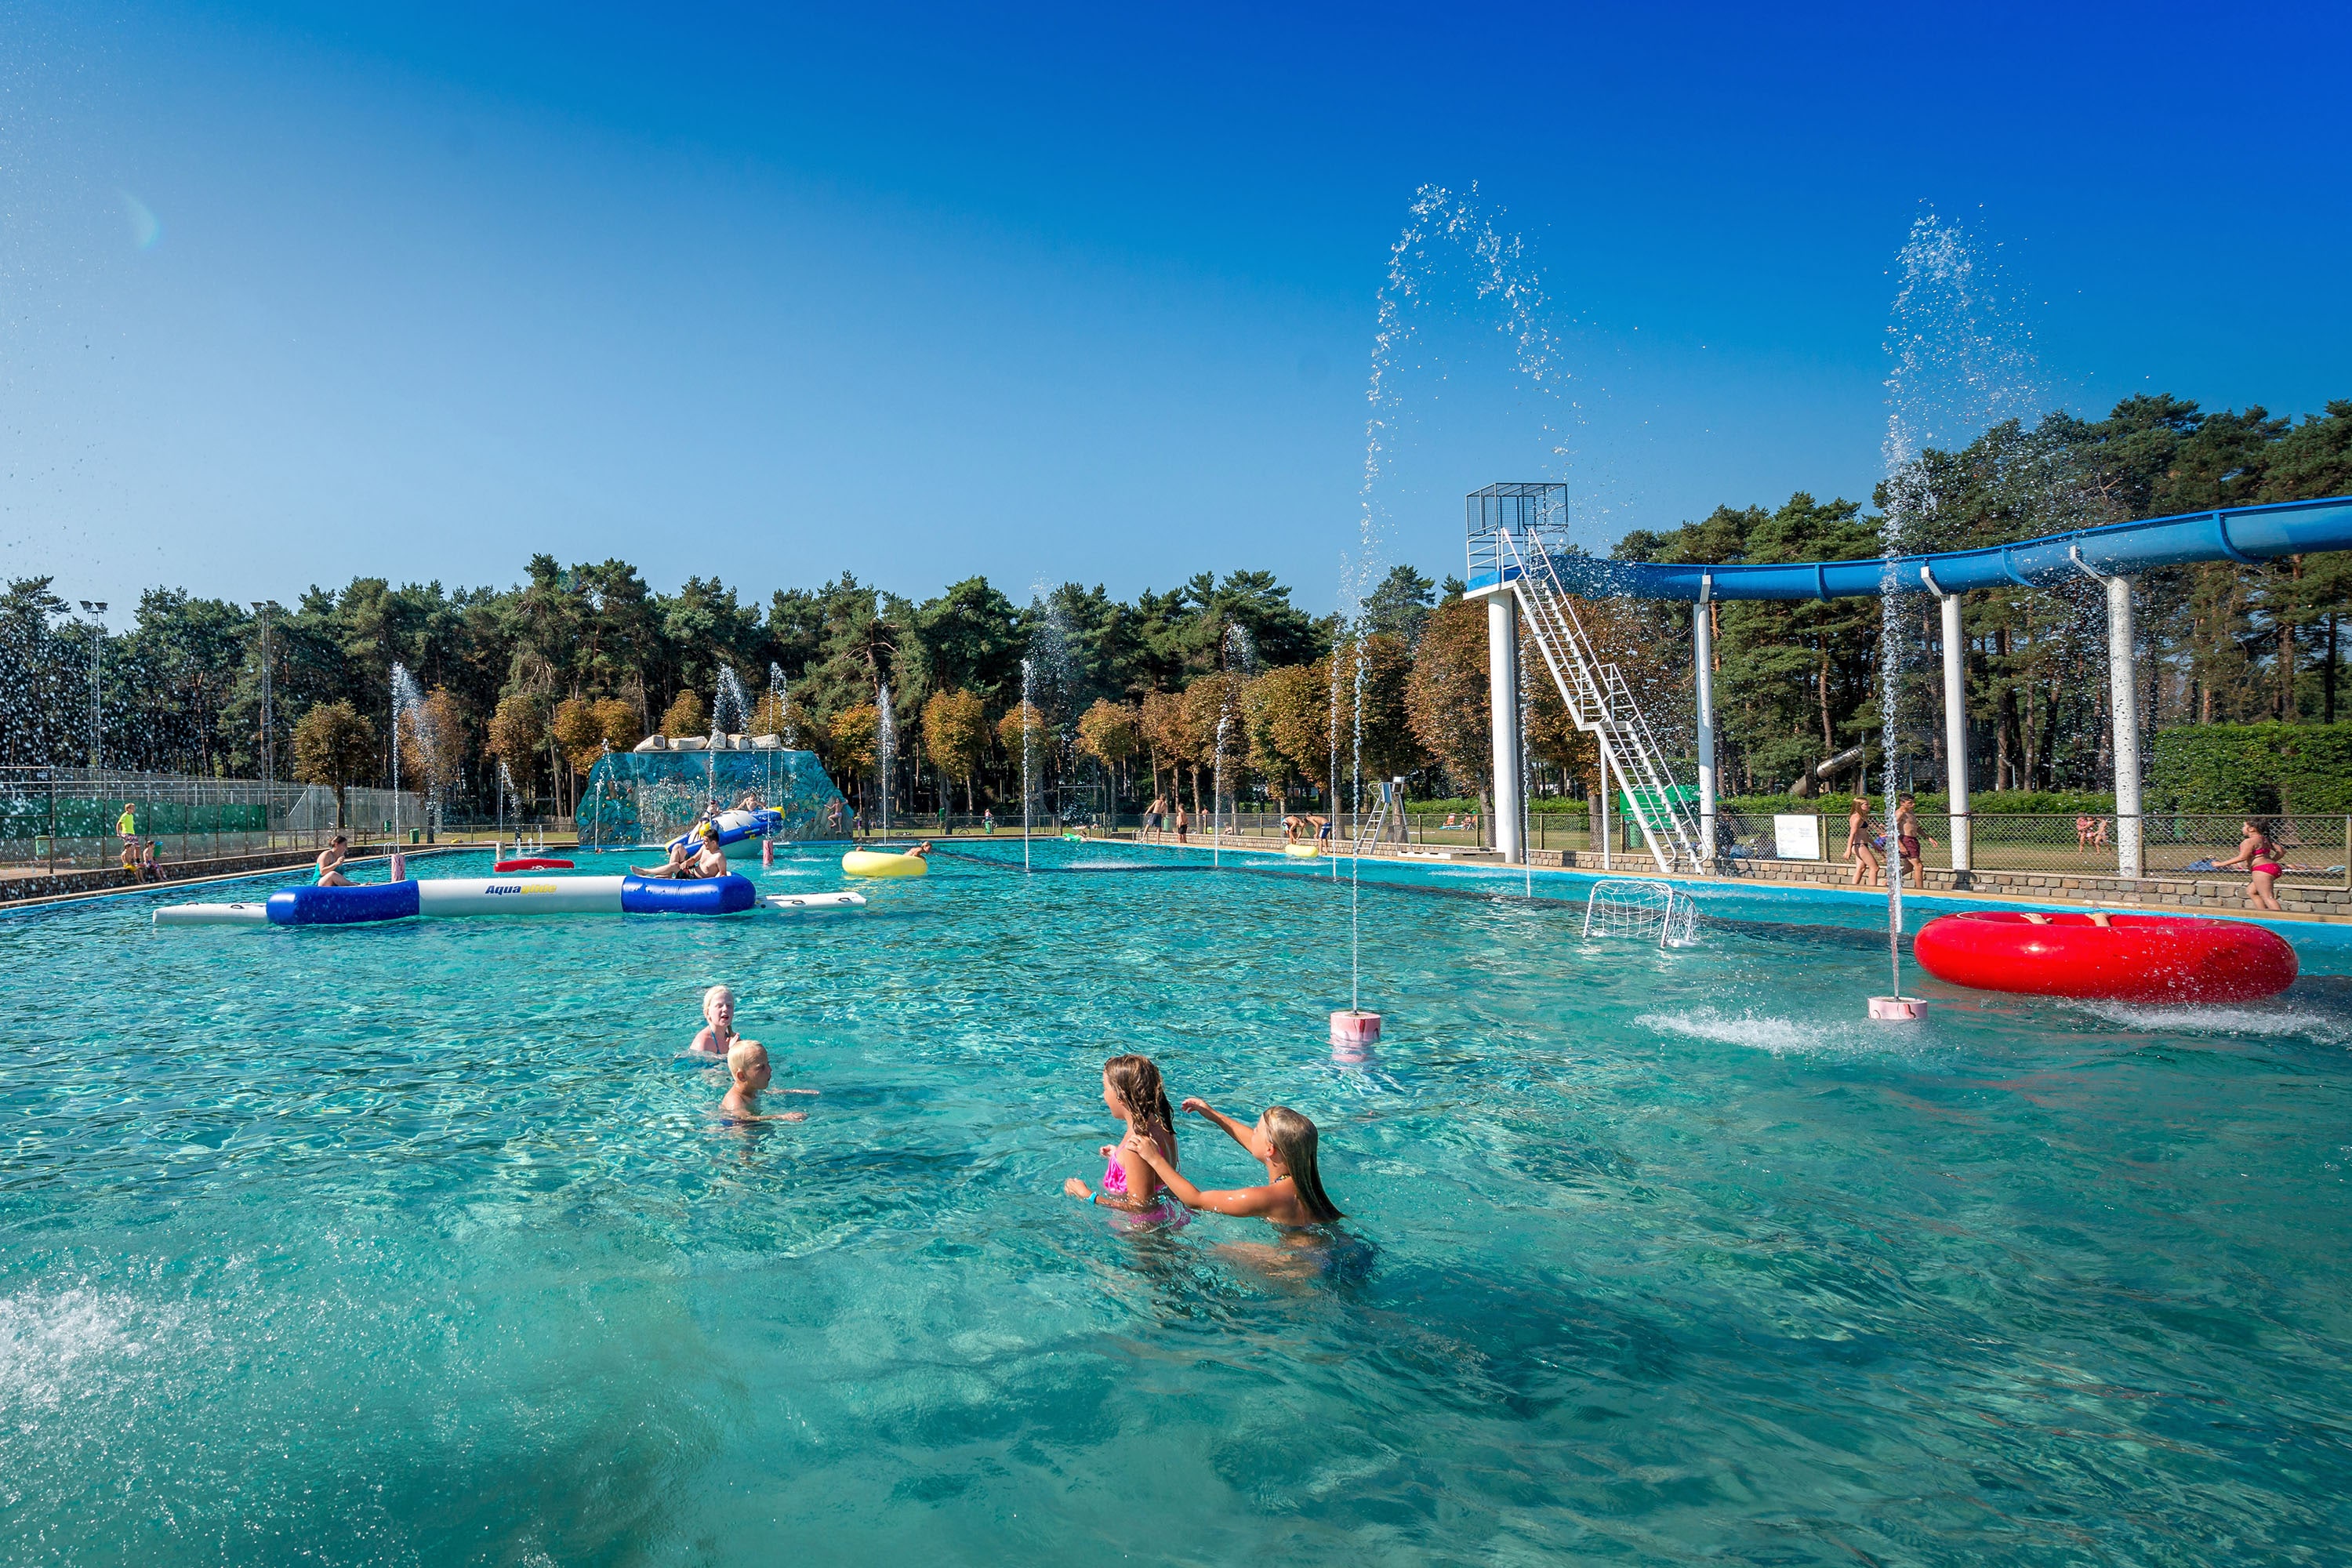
[1911,911,2297,1003]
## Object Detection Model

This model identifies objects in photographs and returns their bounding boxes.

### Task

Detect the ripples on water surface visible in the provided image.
[4,842,2350,1564]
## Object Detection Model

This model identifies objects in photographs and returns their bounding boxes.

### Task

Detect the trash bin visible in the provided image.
[408,829,423,845]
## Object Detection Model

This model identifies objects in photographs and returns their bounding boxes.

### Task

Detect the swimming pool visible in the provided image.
[5,840,2349,1563]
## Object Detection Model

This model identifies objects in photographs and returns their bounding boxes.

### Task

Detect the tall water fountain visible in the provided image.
[390,662,437,844]
[876,682,895,843]
[1018,658,1033,873]
[1871,209,2042,1019]
[710,666,751,811]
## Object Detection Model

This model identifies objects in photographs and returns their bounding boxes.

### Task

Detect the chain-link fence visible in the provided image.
[0,768,428,875]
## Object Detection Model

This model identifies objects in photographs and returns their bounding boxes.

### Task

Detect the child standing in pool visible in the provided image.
[1129,1098,1343,1227]
[1064,1054,1181,1211]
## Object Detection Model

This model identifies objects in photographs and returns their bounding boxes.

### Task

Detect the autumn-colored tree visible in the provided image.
[752,686,788,739]
[1182,673,1245,815]
[1405,597,1494,841]
[1074,699,1140,800]
[396,686,468,796]
[1315,632,1421,795]
[1136,688,1192,805]
[593,696,644,755]
[1245,663,1326,800]
[659,688,708,739]
[486,693,547,796]
[924,687,989,811]
[292,699,377,801]
[996,701,1047,777]
[831,703,880,803]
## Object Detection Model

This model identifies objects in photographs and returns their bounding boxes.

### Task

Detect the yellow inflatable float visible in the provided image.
[1285,843,1321,858]
[843,848,928,878]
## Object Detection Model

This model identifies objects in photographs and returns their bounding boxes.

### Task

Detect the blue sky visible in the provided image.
[5,1,2348,622]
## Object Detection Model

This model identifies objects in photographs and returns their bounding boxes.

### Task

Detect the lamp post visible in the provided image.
[76,601,107,770]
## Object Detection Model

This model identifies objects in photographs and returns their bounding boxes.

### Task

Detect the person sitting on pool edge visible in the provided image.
[1127,1098,1342,1226]
[315,834,354,887]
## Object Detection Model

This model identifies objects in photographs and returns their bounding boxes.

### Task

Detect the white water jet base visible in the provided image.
[1331,1009,1383,1044]
[1867,996,1927,1022]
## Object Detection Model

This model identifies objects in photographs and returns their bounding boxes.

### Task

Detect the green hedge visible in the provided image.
[2149,724,2352,814]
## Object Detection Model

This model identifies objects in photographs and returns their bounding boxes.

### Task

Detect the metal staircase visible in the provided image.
[1348,780,1395,858]
[1467,485,1704,874]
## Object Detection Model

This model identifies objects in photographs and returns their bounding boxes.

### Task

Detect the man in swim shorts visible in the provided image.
[315,834,354,887]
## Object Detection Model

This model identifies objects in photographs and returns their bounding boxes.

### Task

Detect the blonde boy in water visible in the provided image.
[720,1040,809,1122]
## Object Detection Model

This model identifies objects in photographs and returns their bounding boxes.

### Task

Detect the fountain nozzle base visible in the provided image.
[1868,996,1926,1021]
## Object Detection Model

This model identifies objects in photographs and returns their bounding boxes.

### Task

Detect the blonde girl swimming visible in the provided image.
[1130,1098,1342,1227]
[1063,1054,1181,1212]
[691,985,742,1056]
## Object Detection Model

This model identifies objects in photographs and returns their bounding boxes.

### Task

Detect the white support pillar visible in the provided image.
[2107,573,2143,880]
[1693,577,1717,870]
[1933,581,1973,875]
[1487,590,1525,864]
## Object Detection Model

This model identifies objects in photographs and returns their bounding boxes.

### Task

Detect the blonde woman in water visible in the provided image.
[1129,1098,1342,1226]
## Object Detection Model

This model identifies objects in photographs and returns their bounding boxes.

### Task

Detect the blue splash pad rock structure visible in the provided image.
[576,747,847,848]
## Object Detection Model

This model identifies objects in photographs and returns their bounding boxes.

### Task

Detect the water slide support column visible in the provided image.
[1487,589,1525,864]
[2107,573,2144,880]
[1926,575,1973,877]
[1693,575,1717,870]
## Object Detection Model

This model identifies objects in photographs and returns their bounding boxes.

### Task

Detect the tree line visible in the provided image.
[0,392,2342,822]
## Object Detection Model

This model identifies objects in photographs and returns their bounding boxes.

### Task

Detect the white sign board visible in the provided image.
[1773,814,1821,861]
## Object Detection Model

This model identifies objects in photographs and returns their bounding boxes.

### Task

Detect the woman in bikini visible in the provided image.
[2219,818,2286,913]
[1844,796,1881,887]
[1064,1054,1181,1213]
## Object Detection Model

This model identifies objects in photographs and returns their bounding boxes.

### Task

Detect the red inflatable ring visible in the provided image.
[492,857,575,872]
[1912,911,2296,1003]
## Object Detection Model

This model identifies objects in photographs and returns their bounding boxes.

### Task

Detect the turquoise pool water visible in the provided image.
[5,840,2350,1564]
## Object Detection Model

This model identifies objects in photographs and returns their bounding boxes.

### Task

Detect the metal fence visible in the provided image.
[1708,809,2351,887]
[0,768,429,874]
[864,804,2352,889]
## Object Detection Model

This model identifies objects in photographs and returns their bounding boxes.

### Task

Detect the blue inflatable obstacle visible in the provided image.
[669,807,785,861]
[153,873,759,927]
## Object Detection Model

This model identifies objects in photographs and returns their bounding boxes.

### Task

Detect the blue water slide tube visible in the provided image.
[1475,495,2352,602]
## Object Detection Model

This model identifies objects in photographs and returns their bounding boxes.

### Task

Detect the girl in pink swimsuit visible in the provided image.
[2220,818,2286,913]
[1064,1054,1181,1215]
